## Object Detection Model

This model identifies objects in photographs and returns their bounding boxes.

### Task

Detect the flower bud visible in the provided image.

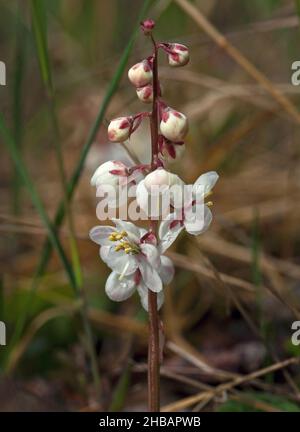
[140,19,155,35]
[160,108,188,142]
[168,43,189,67]
[128,60,152,87]
[91,161,128,188]
[144,168,183,189]
[136,84,153,104]
[108,117,132,142]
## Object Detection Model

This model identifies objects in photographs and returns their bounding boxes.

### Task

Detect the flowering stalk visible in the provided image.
[148,32,160,412]
[90,17,219,413]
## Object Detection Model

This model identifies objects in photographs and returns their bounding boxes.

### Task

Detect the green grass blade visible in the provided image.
[109,363,131,411]
[0,115,76,290]
[30,0,83,289]
[30,0,52,91]
[12,2,27,214]
[295,0,300,19]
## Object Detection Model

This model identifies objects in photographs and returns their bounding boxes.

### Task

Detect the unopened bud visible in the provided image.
[168,43,189,67]
[140,19,155,35]
[144,168,183,189]
[108,116,132,142]
[136,84,153,104]
[160,108,188,142]
[91,161,128,188]
[128,60,152,87]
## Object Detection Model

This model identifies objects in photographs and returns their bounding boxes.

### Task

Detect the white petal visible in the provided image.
[89,225,115,246]
[137,282,164,311]
[193,171,219,196]
[136,180,150,215]
[105,271,136,302]
[91,161,115,186]
[184,204,212,235]
[111,218,141,243]
[138,258,162,292]
[138,227,148,238]
[140,243,160,268]
[101,246,138,275]
[159,255,174,285]
[158,214,184,253]
[100,245,111,262]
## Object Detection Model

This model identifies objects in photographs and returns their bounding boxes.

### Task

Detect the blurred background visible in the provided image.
[1,0,300,412]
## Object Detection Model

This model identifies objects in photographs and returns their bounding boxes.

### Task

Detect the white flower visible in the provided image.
[108,117,133,142]
[160,108,188,142]
[105,254,173,311]
[143,168,183,189]
[91,161,128,188]
[89,219,176,310]
[136,168,184,217]
[91,160,143,208]
[136,84,153,103]
[128,60,153,88]
[167,43,189,67]
[159,171,219,239]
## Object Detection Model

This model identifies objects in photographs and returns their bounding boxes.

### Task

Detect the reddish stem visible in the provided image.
[148,33,160,412]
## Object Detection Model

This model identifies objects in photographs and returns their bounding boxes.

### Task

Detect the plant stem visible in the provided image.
[150,36,159,169]
[148,35,160,412]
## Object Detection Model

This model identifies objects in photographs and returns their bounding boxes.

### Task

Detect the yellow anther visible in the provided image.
[206,201,213,207]
[124,248,132,254]
[109,230,128,242]
[115,244,124,252]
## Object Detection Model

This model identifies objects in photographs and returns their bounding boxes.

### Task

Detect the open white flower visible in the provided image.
[159,171,219,241]
[89,218,176,310]
[91,160,128,189]
[91,160,143,208]
[104,253,173,311]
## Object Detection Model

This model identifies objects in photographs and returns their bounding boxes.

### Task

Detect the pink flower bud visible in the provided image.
[160,108,188,142]
[91,161,128,188]
[140,19,155,35]
[128,60,152,87]
[144,168,183,189]
[108,116,132,142]
[168,43,189,67]
[136,84,153,104]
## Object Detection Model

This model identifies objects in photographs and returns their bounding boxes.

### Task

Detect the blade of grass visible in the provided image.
[12,1,27,215]
[30,0,83,311]
[30,0,81,285]
[1,0,151,390]
[295,0,300,22]
[30,0,52,90]
[0,117,102,395]
[109,363,132,412]
[0,116,76,289]
[10,0,101,397]
[29,0,152,296]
